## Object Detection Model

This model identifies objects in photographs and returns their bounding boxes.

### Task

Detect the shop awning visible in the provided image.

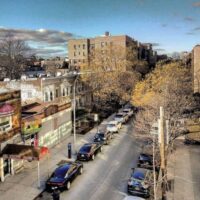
[0,144,49,161]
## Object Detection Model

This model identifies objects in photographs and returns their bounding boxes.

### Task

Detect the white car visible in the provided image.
[123,108,133,117]
[106,120,121,133]
[123,196,145,200]
[114,112,128,124]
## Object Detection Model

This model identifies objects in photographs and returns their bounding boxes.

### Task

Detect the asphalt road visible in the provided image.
[36,120,143,200]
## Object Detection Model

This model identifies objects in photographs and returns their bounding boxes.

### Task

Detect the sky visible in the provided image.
[0,0,200,57]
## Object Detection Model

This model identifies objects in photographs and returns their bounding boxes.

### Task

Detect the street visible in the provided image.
[36,120,143,200]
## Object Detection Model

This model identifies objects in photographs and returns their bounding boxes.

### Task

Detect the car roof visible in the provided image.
[56,163,71,173]
[123,196,145,200]
[108,120,118,124]
[83,143,93,146]
[116,112,124,115]
[132,168,149,179]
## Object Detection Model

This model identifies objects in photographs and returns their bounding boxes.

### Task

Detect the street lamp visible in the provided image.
[73,74,79,154]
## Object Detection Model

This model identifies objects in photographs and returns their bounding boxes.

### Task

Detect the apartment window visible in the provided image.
[101,42,105,47]
[90,44,95,49]
[74,52,76,56]
[45,92,48,102]
[83,44,85,49]
[74,45,76,49]
[83,52,85,56]
[79,52,81,55]
[78,45,80,48]
[27,91,32,98]
[55,88,59,98]
[50,91,53,101]
[63,88,66,96]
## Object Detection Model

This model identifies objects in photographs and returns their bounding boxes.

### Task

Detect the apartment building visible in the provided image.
[192,45,200,93]
[68,32,157,72]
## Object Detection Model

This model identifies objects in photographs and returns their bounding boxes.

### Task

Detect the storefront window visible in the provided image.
[0,116,11,133]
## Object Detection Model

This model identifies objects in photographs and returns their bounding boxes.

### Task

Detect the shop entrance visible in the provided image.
[3,158,10,176]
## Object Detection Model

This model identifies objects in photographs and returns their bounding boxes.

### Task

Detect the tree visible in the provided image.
[132,61,195,139]
[0,33,32,79]
[80,44,141,110]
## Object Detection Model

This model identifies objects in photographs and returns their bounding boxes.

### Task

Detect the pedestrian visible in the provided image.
[51,188,60,200]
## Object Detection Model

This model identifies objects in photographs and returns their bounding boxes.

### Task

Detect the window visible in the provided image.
[74,52,76,56]
[74,45,76,49]
[101,42,105,47]
[45,92,48,102]
[78,45,80,48]
[83,52,85,56]
[50,91,53,101]
[27,91,32,98]
[83,44,85,49]
[56,88,59,98]
[0,116,11,132]
[63,88,66,96]
[79,52,80,55]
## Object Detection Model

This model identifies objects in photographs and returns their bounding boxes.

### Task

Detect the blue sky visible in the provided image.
[0,0,200,57]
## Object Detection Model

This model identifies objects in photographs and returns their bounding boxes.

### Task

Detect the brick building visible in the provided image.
[68,32,157,73]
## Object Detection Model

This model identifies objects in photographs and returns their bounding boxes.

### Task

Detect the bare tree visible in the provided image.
[80,44,143,110]
[0,33,31,79]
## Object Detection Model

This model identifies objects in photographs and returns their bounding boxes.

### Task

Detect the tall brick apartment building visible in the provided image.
[192,45,200,93]
[68,32,157,72]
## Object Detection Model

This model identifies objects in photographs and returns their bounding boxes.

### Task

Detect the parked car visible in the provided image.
[127,168,153,198]
[137,153,159,172]
[106,120,122,133]
[123,108,134,118]
[46,161,83,191]
[114,112,129,124]
[123,196,145,200]
[77,143,103,161]
[93,131,112,145]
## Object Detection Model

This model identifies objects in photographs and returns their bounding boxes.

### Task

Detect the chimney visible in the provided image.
[105,31,110,36]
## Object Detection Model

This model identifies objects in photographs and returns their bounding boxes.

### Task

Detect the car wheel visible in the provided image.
[66,181,71,190]
[91,154,95,160]
[79,167,83,175]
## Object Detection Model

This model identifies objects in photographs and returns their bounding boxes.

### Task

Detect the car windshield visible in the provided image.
[80,145,91,153]
[97,133,105,137]
[132,171,145,180]
[108,124,115,127]
[123,110,129,113]
[116,114,123,118]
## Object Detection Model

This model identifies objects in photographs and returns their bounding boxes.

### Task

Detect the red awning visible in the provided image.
[0,144,49,161]
[0,104,14,116]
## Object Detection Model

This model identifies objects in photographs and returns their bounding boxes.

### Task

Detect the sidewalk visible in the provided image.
[167,139,200,200]
[0,114,115,200]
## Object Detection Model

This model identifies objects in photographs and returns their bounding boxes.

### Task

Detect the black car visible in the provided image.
[127,168,153,198]
[77,143,103,161]
[46,161,83,191]
[93,131,112,145]
[137,153,160,172]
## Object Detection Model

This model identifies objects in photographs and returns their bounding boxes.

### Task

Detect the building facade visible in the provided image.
[0,90,23,182]
[68,32,157,72]
[192,45,200,94]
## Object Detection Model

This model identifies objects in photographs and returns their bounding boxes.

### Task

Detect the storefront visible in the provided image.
[0,144,49,185]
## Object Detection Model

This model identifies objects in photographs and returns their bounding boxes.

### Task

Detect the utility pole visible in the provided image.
[159,106,166,200]
[153,133,157,200]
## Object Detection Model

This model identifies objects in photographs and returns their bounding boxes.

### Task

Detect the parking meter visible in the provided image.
[68,142,72,159]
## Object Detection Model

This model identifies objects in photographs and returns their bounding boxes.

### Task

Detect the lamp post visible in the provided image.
[73,74,79,154]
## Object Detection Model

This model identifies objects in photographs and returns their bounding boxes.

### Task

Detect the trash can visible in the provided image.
[68,142,72,159]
